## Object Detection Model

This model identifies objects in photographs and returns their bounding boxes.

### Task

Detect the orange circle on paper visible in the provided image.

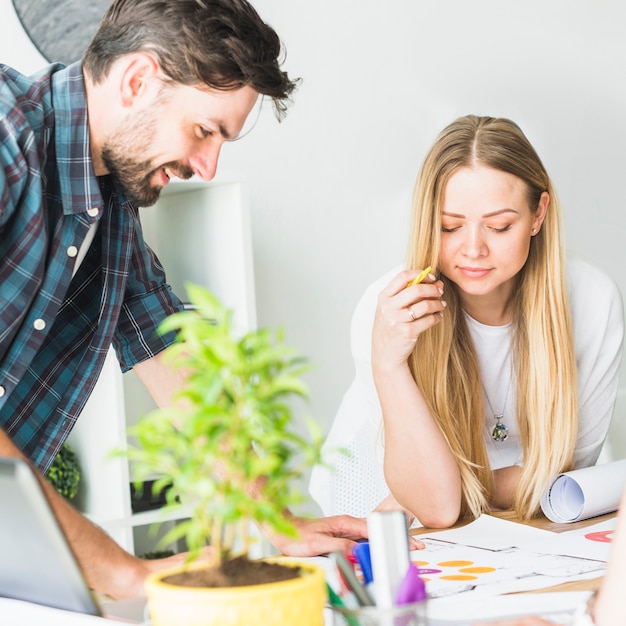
[459,566,496,574]
[412,561,429,567]
[438,560,474,567]
[440,574,477,581]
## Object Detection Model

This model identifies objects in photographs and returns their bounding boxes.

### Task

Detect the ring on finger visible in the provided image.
[408,306,417,322]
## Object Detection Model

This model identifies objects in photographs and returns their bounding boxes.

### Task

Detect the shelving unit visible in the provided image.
[67,177,257,555]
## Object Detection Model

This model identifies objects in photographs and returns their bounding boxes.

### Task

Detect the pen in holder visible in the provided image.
[329,512,427,625]
[367,511,411,608]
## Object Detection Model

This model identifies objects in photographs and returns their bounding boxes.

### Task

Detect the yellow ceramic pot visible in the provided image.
[144,558,325,626]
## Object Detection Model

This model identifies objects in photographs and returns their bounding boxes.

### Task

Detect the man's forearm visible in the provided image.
[0,429,148,599]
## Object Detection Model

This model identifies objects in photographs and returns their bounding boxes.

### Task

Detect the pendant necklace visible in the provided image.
[484,378,511,443]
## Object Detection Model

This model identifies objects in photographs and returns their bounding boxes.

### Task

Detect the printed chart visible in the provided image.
[410,515,612,599]
[411,537,605,598]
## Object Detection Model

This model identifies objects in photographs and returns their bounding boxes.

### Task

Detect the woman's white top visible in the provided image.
[309,257,624,517]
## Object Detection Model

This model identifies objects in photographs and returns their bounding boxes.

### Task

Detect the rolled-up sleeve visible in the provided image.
[112,205,185,371]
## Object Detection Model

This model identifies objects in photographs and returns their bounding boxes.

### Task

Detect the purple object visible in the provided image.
[395,563,427,605]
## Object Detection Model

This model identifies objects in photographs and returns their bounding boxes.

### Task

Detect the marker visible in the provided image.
[326,582,345,608]
[407,266,433,288]
[326,582,360,626]
[395,563,427,605]
[352,541,373,585]
[332,551,376,607]
[367,511,411,609]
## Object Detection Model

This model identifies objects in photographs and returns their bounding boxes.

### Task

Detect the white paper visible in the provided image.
[524,517,617,562]
[540,459,626,522]
[417,513,556,550]
[427,590,591,625]
[410,535,604,599]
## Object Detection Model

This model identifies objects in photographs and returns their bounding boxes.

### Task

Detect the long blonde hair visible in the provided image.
[406,115,578,520]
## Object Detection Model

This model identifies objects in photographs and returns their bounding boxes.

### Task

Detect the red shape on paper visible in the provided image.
[585,530,614,543]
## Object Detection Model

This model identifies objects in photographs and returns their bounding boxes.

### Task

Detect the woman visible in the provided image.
[309,115,623,527]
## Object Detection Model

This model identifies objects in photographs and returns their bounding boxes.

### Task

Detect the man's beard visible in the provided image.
[100,110,193,207]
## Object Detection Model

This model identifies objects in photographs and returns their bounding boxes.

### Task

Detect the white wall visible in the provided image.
[1,0,46,71]
[216,0,626,456]
[3,0,626,460]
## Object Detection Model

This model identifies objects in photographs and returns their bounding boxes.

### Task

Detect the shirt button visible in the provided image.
[87,207,99,217]
[33,318,46,331]
[67,245,78,258]
[0,386,5,398]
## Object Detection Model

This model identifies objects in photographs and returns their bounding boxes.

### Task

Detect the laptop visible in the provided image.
[0,456,145,622]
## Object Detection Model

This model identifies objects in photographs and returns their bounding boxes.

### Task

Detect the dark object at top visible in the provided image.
[13,0,109,65]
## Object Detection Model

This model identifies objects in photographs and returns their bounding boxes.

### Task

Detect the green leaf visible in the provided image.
[115,284,324,564]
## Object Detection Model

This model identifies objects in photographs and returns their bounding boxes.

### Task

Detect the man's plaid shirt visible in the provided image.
[0,62,184,471]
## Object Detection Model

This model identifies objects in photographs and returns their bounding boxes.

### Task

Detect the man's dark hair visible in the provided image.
[83,0,299,119]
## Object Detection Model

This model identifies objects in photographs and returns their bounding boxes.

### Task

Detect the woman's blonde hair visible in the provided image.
[406,115,577,520]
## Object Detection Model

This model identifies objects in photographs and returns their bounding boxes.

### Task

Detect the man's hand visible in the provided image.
[268,514,368,556]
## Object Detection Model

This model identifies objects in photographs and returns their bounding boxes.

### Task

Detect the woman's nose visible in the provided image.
[461,226,487,258]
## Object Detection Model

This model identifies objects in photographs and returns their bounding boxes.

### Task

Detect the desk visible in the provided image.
[0,596,122,625]
[412,509,616,594]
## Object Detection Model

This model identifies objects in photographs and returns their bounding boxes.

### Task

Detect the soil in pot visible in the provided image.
[163,555,301,588]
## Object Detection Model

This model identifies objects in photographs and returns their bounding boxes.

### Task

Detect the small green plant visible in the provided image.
[47,443,81,501]
[123,284,323,567]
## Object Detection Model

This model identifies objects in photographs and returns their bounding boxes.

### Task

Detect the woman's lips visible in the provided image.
[458,266,492,278]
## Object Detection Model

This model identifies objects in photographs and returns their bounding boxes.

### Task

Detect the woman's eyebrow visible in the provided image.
[441,208,519,218]
[482,208,519,218]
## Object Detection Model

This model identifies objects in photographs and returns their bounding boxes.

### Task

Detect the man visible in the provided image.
[0,0,366,599]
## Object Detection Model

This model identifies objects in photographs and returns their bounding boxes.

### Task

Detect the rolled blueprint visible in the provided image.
[540,459,626,523]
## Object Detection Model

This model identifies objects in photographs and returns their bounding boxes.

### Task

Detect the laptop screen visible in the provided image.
[0,456,101,616]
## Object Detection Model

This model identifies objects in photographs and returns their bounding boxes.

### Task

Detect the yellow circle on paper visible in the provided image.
[437,560,474,567]
[412,561,429,567]
[459,566,496,574]
[440,574,478,581]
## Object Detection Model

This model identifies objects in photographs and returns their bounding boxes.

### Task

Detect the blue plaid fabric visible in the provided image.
[0,62,184,471]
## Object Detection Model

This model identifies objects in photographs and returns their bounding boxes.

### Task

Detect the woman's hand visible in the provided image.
[372,269,445,374]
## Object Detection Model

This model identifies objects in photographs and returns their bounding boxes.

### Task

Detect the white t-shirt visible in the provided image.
[309,257,624,518]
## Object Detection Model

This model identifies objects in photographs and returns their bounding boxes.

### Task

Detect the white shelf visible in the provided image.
[84,503,193,529]
[67,178,257,554]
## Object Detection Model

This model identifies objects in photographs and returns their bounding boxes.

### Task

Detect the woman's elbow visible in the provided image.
[401,496,461,529]
[417,508,460,529]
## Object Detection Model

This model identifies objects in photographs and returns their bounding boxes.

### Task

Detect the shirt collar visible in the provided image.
[52,61,103,217]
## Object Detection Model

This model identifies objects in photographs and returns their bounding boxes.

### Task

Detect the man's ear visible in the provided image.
[118,52,161,108]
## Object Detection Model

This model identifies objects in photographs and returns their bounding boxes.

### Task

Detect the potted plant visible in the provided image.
[123,284,326,626]
[46,443,81,502]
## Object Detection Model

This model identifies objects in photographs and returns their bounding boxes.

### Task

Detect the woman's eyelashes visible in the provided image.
[440,223,513,233]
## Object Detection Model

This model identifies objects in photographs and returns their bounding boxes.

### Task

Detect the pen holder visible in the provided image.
[330,601,427,626]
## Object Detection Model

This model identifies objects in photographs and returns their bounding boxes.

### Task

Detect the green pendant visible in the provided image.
[491,414,508,442]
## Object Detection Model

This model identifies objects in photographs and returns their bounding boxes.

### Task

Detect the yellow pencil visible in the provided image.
[407,266,432,288]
